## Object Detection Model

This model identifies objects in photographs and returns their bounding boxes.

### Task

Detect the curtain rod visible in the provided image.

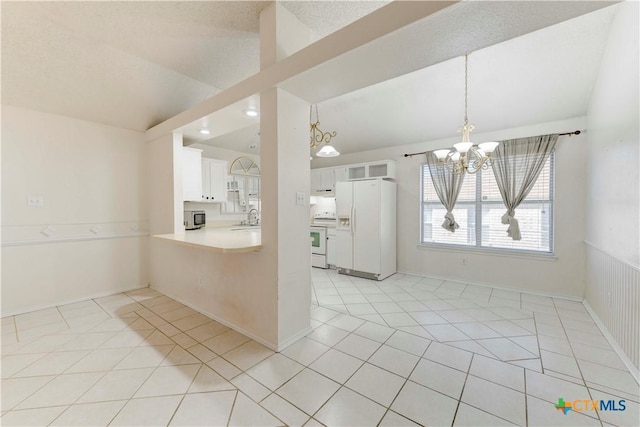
[402,130,582,158]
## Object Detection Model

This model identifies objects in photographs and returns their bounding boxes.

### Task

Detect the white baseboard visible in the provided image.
[1,284,150,317]
[583,300,640,385]
[395,269,583,302]
[276,326,313,352]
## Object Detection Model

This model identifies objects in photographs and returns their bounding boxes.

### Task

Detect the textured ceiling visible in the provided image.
[1,1,620,156]
[1,0,388,131]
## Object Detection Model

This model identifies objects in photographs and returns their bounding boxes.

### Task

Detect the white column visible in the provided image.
[260,3,313,348]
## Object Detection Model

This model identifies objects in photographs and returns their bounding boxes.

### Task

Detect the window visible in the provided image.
[420,153,554,253]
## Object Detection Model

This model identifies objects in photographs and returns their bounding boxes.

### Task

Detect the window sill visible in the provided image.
[417,243,557,262]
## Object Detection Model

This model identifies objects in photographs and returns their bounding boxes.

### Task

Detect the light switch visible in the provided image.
[27,195,44,207]
[295,192,306,206]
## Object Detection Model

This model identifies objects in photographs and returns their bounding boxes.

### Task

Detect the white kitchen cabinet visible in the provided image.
[311,169,334,195]
[201,158,227,203]
[327,228,336,266]
[182,147,203,202]
[347,160,396,181]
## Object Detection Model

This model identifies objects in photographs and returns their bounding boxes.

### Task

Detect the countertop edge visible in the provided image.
[152,233,262,254]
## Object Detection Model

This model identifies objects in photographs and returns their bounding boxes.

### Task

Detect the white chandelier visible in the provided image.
[433,54,499,174]
[309,105,340,158]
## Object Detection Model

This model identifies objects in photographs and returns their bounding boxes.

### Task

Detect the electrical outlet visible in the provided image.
[198,276,204,288]
[27,195,44,207]
[461,257,467,265]
[295,192,306,206]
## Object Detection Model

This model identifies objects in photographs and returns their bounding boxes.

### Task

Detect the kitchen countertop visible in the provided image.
[153,226,261,253]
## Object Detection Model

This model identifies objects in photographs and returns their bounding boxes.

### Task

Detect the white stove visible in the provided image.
[310,225,328,268]
[312,212,337,227]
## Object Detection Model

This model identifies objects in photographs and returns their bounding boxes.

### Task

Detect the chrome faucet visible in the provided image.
[248,209,259,225]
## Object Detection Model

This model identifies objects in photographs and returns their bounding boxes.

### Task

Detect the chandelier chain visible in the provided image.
[464,54,468,125]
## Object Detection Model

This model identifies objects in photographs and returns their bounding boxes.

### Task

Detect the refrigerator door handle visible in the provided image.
[352,207,356,234]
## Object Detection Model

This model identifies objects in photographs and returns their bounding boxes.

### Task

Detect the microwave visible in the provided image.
[184,210,206,230]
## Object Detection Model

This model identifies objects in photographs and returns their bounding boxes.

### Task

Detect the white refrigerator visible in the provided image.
[335,179,396,280]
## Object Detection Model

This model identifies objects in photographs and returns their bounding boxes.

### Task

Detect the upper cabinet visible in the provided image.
[181,147,228,203]
[347,160,396,181]
[310,161,395,195]
[182,147,203,202]
[202,158,228,203]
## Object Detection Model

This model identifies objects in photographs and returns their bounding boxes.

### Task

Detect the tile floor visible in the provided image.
[1,270,638,426]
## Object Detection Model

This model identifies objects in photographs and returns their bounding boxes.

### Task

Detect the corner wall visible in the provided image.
[1,106,149,315]
[584,1,639,373]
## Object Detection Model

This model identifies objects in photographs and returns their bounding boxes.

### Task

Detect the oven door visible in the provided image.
[310,227,327,255]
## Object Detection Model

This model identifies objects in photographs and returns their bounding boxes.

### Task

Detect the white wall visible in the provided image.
[1,106,149,314]
[584,1,639,373]
[314,116,588,298]
[585,1,639,266]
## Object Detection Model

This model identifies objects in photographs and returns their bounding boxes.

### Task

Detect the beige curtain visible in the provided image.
[426,152,466,232]
[491,134,558,240]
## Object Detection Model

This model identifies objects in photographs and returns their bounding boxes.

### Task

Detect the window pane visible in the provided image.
[481,157,551,201]
[422,168,476,202]
[480,202,552,252]
[420,152,553,254]
[422,203,476,246]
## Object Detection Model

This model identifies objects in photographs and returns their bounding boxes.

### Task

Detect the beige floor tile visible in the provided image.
[161,346,201,366]
[469,354,525,392]
[133,364,200,398]
[65,347,132,373]
[385,330,431,356]
[281,337,330,366]
[353,321,395,343]
[230,373,271,402]
[461,376,526,425]
[246,353,305,391]
[110,395,182,426]
[391,380,458,426]
[306,324,349,347]
[50,400,126,426]
[1,353,47,378]
[345,362,405,406]
[260,393,310,426]
[309,348,363,384]
[276,368,340,415]
[188,365,236,393]
[453,403,517,426]
[113,344,173,370]
[14,350,90,377]
[77,367,154,403]
[1,406,68,426]
[379,410,421,426]
[223,340,274,370]
[333,333,381,360]
[202,329,251,354]
[228,392,283,426]
[410,358,467,399]
[0,375,55,411]
[369,345,419,377]
[16,372,103,409]
[207,356,242,380]
[315,387,386,427]
[170,391,236,426]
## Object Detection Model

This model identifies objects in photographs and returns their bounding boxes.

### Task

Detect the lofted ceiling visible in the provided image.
[1,1,619,156]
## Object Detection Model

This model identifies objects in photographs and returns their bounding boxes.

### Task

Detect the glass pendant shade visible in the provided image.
[478,141,499,153]
[434,149,450,160]
[454,142,473,153]
[316,144,340,157]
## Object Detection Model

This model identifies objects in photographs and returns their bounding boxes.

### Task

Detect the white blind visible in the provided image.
[421,153,554,253]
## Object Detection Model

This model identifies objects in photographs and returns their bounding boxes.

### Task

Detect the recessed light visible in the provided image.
[199,129,210,135]
[243,109,259,117]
